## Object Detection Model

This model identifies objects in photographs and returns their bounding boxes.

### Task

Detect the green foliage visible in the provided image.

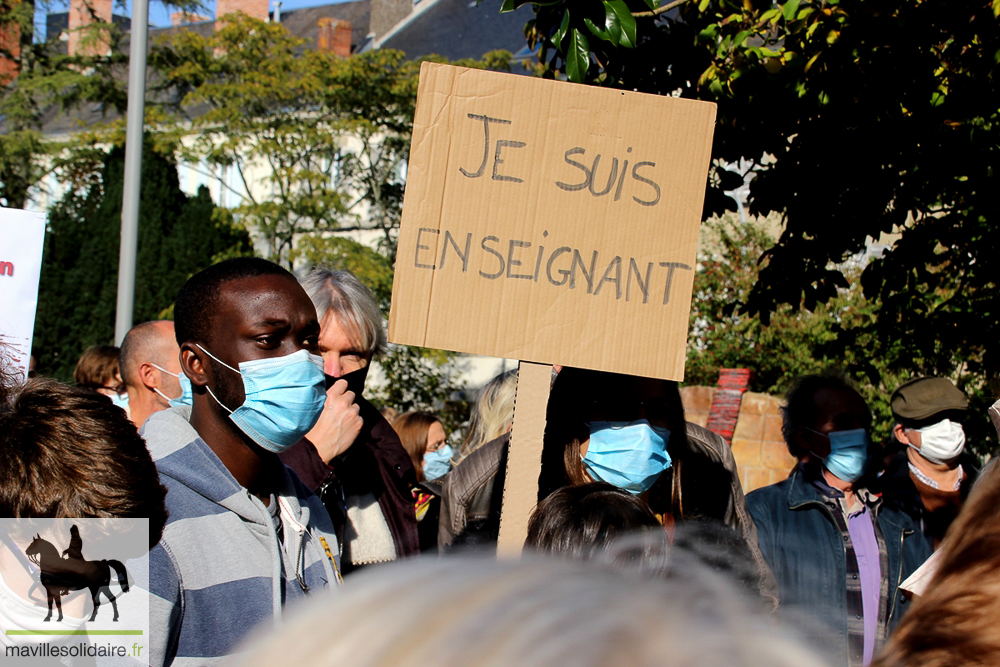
[0,1,131,208]
[144,22,511,427]
[369,344,470,440]
[148,16,513,267]
[33,140,251,380]
[295,235,394,311]
[687,215,997,457]
[510,0,999,455]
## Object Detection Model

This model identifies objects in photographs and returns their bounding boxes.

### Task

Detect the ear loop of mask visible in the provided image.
[194,344,240,414]
[150,363,183,403]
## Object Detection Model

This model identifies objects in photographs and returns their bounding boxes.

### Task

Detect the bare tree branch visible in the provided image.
[632,0,695,19]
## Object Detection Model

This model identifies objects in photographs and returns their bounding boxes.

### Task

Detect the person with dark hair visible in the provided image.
[120,320,184,429]
[0,378,168,656]
[280,267,419,573]
[74,344,129,413]
[747,373,931,667]
[524,482,661,558]
[145,257,341,666]
[874,377,978,551]
[0,377,167,539]
[438,367,777,605]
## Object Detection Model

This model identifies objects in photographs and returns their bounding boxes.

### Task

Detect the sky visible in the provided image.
[36,0,353,36]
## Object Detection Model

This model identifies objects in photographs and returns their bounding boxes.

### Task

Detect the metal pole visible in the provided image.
[114,0,149,345]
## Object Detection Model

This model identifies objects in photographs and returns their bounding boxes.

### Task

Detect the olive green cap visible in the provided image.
[891,377,968,422]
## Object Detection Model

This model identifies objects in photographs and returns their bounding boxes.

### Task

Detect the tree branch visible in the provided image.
[632,0,695,19]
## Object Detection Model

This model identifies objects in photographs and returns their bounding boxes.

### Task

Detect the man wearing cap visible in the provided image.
[876,377,979,551]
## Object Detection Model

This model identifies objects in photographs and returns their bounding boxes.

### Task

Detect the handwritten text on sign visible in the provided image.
[389,63,716,381]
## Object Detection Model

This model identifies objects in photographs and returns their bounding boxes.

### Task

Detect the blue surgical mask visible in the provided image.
[582,420,672,495]
[151,363,190,407]
[110,391,130,411]
[423,444,454,481]
[168,374,194,409]
[812,427,870,483]
[197,345,326,454]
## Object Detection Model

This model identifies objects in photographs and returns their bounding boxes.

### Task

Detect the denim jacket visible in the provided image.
[747,467,932,666]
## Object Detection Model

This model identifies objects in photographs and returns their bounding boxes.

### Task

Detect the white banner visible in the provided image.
[0,208,47,381]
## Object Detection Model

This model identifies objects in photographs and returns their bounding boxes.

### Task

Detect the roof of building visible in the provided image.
[378,0,531,62]
[35,0,534,136]
[277,1,371,54]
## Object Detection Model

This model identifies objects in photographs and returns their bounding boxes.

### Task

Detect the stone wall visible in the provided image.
[680,386,796,493]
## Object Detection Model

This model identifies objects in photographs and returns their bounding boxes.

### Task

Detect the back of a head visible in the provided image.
[0,378,167,548]
[234,557,830,667]
[872,464,1000,667]
[119,320,175,388]
[300,267,387,357]
[73,344,122,390]
[457,369,517,463]
[174,257,293,346]
[525,482,662,559]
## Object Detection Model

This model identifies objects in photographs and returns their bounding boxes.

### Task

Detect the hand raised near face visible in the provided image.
[307,379,363,464]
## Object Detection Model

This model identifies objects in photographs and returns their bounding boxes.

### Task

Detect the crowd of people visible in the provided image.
[1,255,997,667]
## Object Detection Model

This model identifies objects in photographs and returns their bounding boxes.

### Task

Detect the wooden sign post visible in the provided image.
[389,63,716,551]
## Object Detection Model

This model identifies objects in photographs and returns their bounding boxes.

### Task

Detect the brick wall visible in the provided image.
[0,18,19,85]
[171,11,211,26]
[318,18,352,56]
[216,0,268,23]
[68,0,112,57]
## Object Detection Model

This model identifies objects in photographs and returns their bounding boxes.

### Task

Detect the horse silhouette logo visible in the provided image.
[23,524,130,622]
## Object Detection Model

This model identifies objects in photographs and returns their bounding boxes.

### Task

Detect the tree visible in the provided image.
[501,0,999,438]
[688,214,996,457]
[0,1,126,208]
[33,140,251,379]
[148,15,512,266]
[368,344,470,439]
[0,0,203,208]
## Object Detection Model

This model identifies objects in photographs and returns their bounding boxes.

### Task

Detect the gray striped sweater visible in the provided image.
[143,407,341,666]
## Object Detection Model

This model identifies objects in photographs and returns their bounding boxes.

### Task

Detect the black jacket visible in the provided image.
[874,449,978,550]
[280,396,419,571]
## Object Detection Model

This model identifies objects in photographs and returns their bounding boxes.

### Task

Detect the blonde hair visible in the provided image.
[455,369,517,464]
[235,556,829,667]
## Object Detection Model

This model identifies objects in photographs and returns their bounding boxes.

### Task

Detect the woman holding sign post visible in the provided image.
[440,367,777,606]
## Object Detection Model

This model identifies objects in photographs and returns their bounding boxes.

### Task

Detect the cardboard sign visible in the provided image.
[0,208,47,381]
[389,62,716,381]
